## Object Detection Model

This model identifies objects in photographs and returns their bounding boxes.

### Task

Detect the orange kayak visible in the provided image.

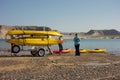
[53,48,72,54]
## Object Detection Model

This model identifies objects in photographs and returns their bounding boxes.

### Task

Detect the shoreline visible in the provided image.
[0,53,120,79]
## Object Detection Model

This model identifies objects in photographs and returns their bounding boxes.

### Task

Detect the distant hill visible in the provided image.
[62,29,120,39]
[85,29,120,36]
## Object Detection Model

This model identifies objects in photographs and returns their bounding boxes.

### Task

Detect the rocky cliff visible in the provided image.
[0,25,12,39]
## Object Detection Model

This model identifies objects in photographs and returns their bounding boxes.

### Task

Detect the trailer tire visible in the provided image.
[37,48,45,57]
[11,45,20,53]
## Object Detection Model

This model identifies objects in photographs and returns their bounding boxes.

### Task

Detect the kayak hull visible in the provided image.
[7,30,61,36]
[6,37,63,46]
[73,49,106,53]
[53,48,72,54]
[73,49,89,53]
[88,49,106,53]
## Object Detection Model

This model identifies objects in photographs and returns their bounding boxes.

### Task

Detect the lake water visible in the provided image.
[0,39,120,56]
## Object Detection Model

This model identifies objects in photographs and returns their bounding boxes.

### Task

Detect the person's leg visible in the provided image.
[76,44,80,56]
[59,44,63,55]
[75,45,77,56]
[78,44,80,55]
[47,46,53,54]
[11,44,13,56]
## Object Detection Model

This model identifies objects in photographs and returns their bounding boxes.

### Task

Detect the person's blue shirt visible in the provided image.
[74,36,80,45]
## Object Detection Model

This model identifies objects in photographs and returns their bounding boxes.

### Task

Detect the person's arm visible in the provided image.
[78,37,81,42]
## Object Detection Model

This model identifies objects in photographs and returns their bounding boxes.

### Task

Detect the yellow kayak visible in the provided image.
[73,49,89,53]
[7,30,61,36]
[73,48,106,53]
[6,37,63,46]
[88,48,106,53]
[80,49,89,53]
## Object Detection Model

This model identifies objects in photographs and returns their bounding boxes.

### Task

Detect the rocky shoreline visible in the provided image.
[0,53,120,80]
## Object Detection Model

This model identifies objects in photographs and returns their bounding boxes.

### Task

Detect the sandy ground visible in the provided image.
[0,52,120,80]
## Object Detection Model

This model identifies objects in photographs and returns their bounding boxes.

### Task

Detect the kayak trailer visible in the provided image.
[11,45,50,57]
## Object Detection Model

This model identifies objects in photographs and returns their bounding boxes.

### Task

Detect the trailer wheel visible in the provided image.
[11,45,20,53]
[31,50,37,56]
[37,49,45,57]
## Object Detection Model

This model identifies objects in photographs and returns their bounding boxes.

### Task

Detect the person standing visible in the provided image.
[73,33,81,56]
[46,35,53,54]
[58,36,63,54]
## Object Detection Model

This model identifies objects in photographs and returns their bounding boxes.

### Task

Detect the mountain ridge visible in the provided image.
[85,29,120,36]
[0,25,120,39]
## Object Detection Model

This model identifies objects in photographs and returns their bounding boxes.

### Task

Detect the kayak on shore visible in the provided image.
[72,49,89,53]
[73,48,106,53]
[88,48,106,53]
[53,48,72,54]
[54,48,106,54]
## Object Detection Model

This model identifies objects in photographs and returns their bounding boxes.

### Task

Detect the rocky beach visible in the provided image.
[0,25,120,79]
[1,0,120,79]
[0,52,120,80]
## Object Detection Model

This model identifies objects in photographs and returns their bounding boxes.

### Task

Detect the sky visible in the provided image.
[0,0,120,32]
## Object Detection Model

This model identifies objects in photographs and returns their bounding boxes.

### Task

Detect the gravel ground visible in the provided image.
[0,53,120,80]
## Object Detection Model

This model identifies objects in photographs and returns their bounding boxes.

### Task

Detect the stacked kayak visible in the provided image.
[53,48,72,54]
[6,29,63,46]
[7,30,61,36]
[6,37,63,46]
[6,29,64,55]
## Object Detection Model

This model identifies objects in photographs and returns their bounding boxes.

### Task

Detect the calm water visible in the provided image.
[0,39,120,55]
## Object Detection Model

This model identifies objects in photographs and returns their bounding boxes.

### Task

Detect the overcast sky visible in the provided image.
[0,0,120,32]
